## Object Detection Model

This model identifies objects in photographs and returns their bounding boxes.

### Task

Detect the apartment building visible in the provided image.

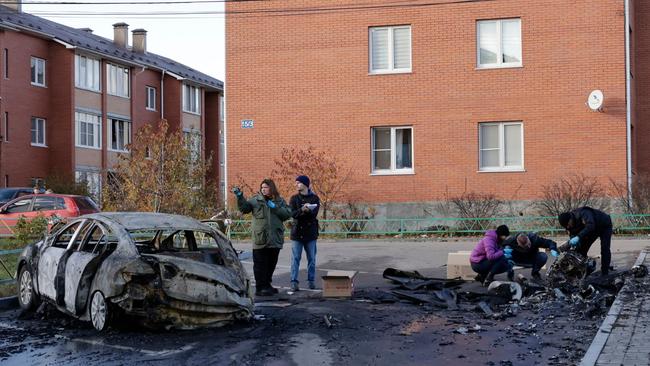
[0,2,225,200]
[226,0,646,216]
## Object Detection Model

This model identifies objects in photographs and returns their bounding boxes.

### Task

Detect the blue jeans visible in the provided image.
[290,240,317,283]
[512,252,548,275]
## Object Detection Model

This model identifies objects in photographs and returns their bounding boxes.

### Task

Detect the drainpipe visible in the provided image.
[223,89,228,206]
[625,0,633,205]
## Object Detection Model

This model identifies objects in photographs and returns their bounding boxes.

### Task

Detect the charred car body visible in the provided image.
[16,212,254,331]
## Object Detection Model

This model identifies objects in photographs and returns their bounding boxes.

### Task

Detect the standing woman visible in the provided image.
[232,179,292,296]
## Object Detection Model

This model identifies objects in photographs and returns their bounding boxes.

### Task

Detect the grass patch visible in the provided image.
[0,283,17,298]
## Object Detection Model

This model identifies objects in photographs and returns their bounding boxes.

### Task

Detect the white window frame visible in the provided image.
[30,56,46,87]
[75,170,101,201]
[30,117,46,147]
[75,112,102,149]
[370,126,414,175]
[108,118,132,152]
[75,54,101,92]
[369,25,412,74]
[478,122,524,172]
[182,84,201,114]
[146,86,156,111]
[107,63,130,98]
[476,18,522,69]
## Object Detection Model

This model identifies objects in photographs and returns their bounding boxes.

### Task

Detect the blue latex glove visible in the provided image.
[569,236,580,247]
[551,249,559,258]
[231,187,242,196]
[266,200,276,209]
[503,246,513,259]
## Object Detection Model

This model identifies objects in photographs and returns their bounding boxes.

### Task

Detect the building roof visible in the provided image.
[0,6,223,91]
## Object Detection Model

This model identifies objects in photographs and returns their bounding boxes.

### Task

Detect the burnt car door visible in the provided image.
[64,222,114,315]
[36,221,83,301]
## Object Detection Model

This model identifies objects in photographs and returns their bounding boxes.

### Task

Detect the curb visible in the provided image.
[0,295,18,310]
[579,248,649,366]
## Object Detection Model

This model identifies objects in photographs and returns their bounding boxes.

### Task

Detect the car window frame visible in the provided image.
[3,196,34,214]
[78,221,109,254]
[50,219,86,250]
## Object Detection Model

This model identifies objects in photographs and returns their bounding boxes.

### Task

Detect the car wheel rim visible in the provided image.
[91,292,106,330]
[19,270,32,306]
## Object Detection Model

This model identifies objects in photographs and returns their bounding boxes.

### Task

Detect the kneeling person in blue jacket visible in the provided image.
[502,232,559,280]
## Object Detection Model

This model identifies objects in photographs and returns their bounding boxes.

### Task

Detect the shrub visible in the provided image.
[535,174,609,217]
[13,215,48,245]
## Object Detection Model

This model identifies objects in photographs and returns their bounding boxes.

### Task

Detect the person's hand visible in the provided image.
[301,204,310,212]
[569,236,580,247]
[550,249,559,258]
[231,186,242,196]
[266,200,276,209]
[503,246,513,259]
[507,259,515,268]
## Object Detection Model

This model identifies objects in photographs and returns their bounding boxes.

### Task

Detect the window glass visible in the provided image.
[75,55,100,91]
[73,196,99,211]
[53,222,81,249]
[110,119,131,151]
[479,122,523,170]
[107,64,130,97]
[30,57,45,86]
[5,198,32,213]
[371,28,389,71]
[31,118,45,146]
[80,225,106,253]
[393,27,411,69]
[146,86,156,110]
[502,20,522,63]
[395,128,412,169]
[370,26,411,73]
[479,21,498,65]
[33,196,65,211]
[504,124,522,166]
[372,127,413,172]
[478,19,521,67]
[76,112,101,148]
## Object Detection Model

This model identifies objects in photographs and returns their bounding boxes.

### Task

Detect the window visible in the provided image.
[146,86,156,111]
[3,48,8,78]
[80,225,107,254]
[75,55,100,91]
[30,57,46,86]
[53,222,81,249]
[371,127,413,174]
[30,117,46,147]
[4,198,32,214]
[109,118,131,151]
[75,112,101,149]
[75,170,101,200]
[107,63,130,97]
[183,84,201,114]
[477,19,522,68]
[184,130,201,164]
[30,177,44,189]
[33,196,66,211]
[369,26,411,74]
[2,112,7,142]
[479,122,524,171]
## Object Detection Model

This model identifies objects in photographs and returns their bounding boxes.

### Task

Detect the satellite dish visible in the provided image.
[587,90,604,111]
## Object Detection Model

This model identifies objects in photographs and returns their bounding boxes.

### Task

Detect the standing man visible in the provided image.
[232,179,292,296]
[503,232,559,280]
[558,207,613,275]
[289,175,320,291]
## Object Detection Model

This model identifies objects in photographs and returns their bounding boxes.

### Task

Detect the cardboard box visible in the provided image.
[447,251,476,280]
[322,270,358,297]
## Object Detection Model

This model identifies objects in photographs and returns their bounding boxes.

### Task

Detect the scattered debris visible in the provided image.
[383,268,464,291]
[487,281,522,301]
[477,301,494,316]
[255,302,293,308]
[632,264,648,278]
[323,315,333,329]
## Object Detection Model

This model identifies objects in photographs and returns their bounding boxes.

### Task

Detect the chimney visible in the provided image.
[112,22,129,48]
[132,29,147,53]
[0,0,21,12]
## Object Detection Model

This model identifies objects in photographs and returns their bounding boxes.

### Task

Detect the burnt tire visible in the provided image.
[89,291,111,331]
[17,265,40,311]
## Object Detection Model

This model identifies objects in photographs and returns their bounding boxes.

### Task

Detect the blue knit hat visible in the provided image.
[296,175,310,187]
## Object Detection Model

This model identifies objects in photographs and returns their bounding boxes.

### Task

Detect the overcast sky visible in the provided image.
[23,1,226,81]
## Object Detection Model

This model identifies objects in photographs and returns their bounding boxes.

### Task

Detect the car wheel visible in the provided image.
[17,265,39,311]
[90,291,110,331]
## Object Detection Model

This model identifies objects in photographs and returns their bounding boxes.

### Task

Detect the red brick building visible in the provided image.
[0,3,225,200]
[226,0,646,215]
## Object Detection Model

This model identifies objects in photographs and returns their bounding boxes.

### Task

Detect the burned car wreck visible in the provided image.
[16,212,254,331]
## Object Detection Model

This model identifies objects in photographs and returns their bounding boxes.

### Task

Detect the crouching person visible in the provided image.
[503,232,558,281]
[470,225,512,286]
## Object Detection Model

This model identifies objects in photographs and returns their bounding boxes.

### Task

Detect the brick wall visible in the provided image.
[226,0,629,205]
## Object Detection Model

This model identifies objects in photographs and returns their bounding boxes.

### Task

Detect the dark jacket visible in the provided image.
[503,232,558,257]
[289,190,320,242]
[237,193,292,249]
[566,207,612,242]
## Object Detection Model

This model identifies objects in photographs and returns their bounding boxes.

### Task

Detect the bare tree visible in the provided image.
[535,174,608,217]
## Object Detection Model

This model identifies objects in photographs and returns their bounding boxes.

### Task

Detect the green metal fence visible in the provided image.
[0,248,21,287]
[226,214,650,239]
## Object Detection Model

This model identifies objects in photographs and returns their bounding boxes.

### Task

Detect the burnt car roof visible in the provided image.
[82,212,214,231]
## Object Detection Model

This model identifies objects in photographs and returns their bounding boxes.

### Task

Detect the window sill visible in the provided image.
[75,145,102,151]
[107,93,130,99]
[31,83,47,88]
[477,168,526,173]
[108,149,130,154]
[30,143,47,148]
[146,107,157,112]
[75,86,101,94]
[368,70,412,76]
[370,170,415,176]
[183,110,202,116]
[476,64,523,70]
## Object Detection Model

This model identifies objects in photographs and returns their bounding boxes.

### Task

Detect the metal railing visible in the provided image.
[0,248,21,287]
[226,214,650,239]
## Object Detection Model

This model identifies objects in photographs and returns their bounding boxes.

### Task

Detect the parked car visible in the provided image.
[0,194,99,235]
[16,212,254,331]
[0,187,38,207]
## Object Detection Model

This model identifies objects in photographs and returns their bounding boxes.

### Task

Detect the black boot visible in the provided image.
[483,272,495,287]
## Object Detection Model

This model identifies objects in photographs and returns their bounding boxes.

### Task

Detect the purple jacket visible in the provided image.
[469,230,504,264]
